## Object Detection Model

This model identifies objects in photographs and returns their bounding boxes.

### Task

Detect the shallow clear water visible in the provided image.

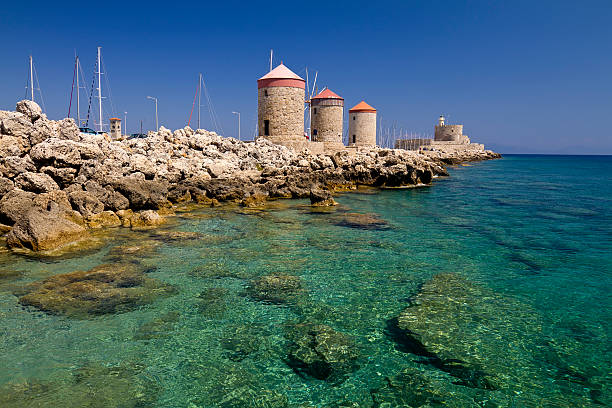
[0,155,610,407]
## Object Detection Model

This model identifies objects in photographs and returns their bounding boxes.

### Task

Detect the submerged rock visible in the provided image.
[220,324,268,362]
[370,365,507,407]
[335,212,390,230]
[148,229,202,242]
[285,322,359,383]
[198,287,229,318]
[190,262,251,280]
[386,273,602,405]
[0,361,160,407]
[133,310,180,340]
[245,274,303,305]
[16,263,175,317]
[190,364,288,408]
[104,239,160,262]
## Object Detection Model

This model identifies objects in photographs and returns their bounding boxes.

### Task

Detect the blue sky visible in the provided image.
[1,1,611,154]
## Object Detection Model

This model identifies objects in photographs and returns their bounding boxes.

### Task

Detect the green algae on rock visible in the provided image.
[285,323,359,383]
[16,263,175,318]
[0,362,160,408]
[220,324,269,362]
[391,273,543,390]
[388,273,606,406]
[245,274,304,305]
[103,239,161,262]
[188,363,289,408]
[370,365,509,407]
[198,287,229,318]
[334,212,390,230]
[133,310,181,340]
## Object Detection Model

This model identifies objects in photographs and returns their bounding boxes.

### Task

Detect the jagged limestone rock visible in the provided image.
[15,99,42,122]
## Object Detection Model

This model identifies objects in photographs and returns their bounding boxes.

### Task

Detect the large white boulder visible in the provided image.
[16,100,42,122]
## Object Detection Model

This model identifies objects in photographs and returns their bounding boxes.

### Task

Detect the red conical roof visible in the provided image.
[349,100,376,113]
[311,88,343,100]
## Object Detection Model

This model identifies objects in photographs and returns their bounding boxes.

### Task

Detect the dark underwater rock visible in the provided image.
[285,323,359,383]
[148,229,202,242]
[133,311,180,340]
[0,361,160,408]
[104,240,161,262]
[17,263,175,318]
[370,365,508,407]
[220,324,268,362]
[335,212,390,230]
[190,364,288,408]
[390,273,543,391]
[245,274,303,305]
[198,287,229,318]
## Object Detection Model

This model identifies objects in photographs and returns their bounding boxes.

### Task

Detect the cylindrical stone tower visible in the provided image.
[348,101,377,147]
[257,63,305,144]
[310,88,344,148]
[109,117,121,139]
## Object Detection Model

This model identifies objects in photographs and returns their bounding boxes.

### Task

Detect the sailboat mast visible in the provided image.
[76,56,80,127]
[97,47,103,132]
[29,55,34,101]
[269,49,273,72]
[198,73,202,130]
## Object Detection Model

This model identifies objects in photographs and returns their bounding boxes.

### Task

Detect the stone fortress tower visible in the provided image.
[348,101,377,147]
[310,88,344,150]
[434,115,469,143]
[257,63,305,145]
[394,114,485,152]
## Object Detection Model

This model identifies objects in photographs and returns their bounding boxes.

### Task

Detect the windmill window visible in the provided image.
[314,108,317,114]
[352,135,356,143]
[264,120,270,136]
[313,129,318,136]
[353,116,355,120]
[264,90,268,96]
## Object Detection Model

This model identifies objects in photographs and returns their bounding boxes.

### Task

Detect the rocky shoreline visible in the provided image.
[0,100,500,253]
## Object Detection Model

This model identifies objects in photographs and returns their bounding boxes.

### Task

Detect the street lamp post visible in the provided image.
[146,96,158,131]
[232,111,241,141]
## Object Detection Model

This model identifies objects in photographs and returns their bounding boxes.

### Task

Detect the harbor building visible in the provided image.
[109,117,121,139]
[310,88,344,151]
[395,115,484,152]
[434,115,469,143]
[257,63,306,146]
[348,101,377,148]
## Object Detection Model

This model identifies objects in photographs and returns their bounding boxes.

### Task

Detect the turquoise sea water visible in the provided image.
[0,155,610,407]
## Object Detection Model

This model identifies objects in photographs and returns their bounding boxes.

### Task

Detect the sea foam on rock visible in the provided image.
[0,100,500,252]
